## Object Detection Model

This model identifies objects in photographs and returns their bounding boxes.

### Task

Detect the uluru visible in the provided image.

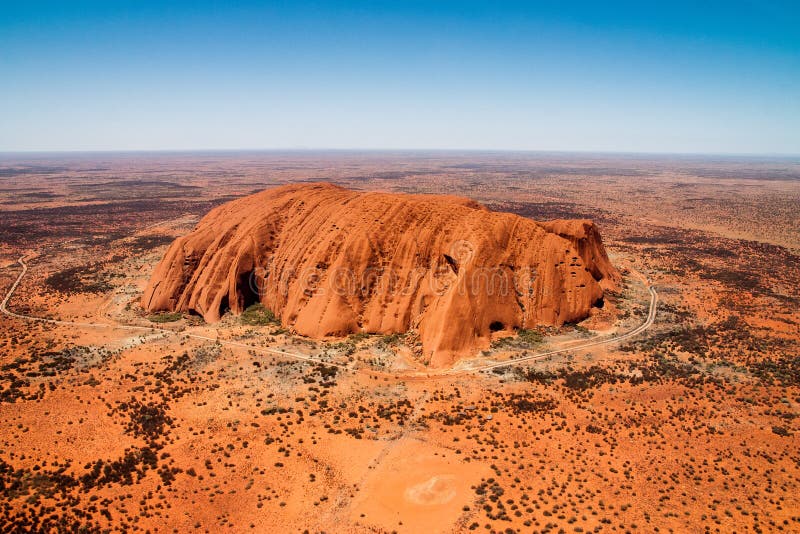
[142,182,619,367]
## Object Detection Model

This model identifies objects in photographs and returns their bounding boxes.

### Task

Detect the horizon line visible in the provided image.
[1,147,798,159]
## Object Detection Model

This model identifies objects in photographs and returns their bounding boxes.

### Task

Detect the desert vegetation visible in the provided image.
[0,152,797,532]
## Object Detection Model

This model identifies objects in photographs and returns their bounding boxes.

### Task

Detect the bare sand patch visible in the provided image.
[351,438,489,532]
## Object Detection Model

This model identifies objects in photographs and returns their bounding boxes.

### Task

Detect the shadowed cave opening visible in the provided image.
[237,270,260,310]
[489,321,504,332]
[594,296,605,309]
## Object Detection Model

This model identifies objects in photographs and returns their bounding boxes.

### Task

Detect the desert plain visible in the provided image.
[0,151,798,533]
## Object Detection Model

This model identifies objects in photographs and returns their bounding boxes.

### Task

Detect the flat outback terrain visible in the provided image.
[1,151,799,533]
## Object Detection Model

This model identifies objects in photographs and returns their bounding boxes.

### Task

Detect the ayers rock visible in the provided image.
[142,183,620,367]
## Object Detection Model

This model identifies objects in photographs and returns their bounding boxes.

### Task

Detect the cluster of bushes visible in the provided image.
[128,234,174,253]
[0,346,108,403]
[508,394,556,414]
[310,364,338,388]
[491,329,544,350]
[0,458,77,499]
[748,356,800,387]
[147,312,182,323]
[376,333,404,350]
[699,268,761,291]
[114,399,173,442]
[375,399,413,425]
[330,340,357,356]
[473,479,512,522]
[239,303,279,326]
[515,365,623,390]
[632,353,701,384]
[80,447,159,489]
[45,264,112,294]
[515,354,707,391]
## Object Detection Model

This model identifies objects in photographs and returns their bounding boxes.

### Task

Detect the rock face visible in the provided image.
[142,183,619,367]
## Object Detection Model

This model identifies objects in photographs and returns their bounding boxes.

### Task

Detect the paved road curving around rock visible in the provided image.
[2,253,657,379]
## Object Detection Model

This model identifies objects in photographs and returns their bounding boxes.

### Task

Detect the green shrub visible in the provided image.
[147,312,182,323]
[348,332,371,343]
[491,328,543,349]
[376,333,404,350]
[240,303,279,326]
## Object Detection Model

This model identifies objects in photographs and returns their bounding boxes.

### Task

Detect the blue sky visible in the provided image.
[1,1,798,153]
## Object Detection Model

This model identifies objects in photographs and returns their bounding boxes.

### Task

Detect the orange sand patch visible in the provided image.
[350,438,490,532]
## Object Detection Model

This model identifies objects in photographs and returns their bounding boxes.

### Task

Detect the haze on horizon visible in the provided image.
[1,1,798,155]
